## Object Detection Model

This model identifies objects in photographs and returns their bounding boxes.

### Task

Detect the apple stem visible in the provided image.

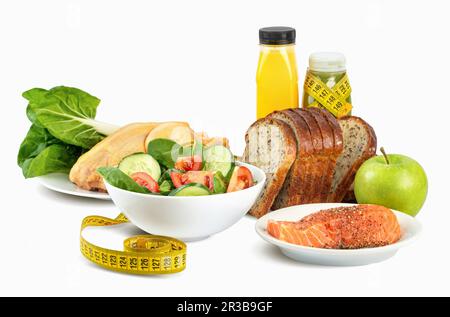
[380,147,390,165]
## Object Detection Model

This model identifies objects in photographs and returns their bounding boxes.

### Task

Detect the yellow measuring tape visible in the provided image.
[304,70,352,118]
[80,213,186,274]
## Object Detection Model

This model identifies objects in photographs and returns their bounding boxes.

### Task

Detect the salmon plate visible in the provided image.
[267,204,401,249]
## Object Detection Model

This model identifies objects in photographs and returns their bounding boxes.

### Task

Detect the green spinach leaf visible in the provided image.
[213,171,227,194]
[18,124,83,178]
[18,124,59,167]
[22,144,82,178]
[97,167,151,194]
[147,138,182,168]
[18,86,120,179]
[25,86,119,149]
[159,180,173,195]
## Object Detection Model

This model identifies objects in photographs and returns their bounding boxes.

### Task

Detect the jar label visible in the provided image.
[304,71,352,117]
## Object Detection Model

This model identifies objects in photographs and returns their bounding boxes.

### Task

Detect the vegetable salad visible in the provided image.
[98,140,255,196]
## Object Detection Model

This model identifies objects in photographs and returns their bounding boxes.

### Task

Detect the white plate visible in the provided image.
[255,203,422,266]
[38,173,111,200]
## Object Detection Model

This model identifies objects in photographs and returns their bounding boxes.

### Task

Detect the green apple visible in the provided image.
[354,148,427,217]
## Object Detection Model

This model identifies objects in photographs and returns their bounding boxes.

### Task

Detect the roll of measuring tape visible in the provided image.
[304,71,352,118]
[80,213,186,275]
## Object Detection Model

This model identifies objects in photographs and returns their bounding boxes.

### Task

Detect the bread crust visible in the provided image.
[244,118,297,218]
[267,110,313,209]
[293,109,325,204]
[320,110,344,150]
[331,116,377,202]
[296,108,336,203]
[308,108,343,202]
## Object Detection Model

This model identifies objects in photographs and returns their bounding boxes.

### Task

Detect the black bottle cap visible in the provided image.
[259,26,296,45]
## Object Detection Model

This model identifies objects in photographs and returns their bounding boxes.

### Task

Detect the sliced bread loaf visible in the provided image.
[243,118,297,218]
[267,110,313,208]
[329,116,377,202]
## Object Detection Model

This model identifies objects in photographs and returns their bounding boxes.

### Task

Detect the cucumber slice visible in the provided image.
[118,153,161,181]
[168,183,211,196]
[203,145,234,178]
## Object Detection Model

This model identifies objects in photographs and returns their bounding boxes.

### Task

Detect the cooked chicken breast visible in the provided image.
[69,122,184,192]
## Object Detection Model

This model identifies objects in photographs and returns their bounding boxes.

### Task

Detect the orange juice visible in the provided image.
[256,27,298,119]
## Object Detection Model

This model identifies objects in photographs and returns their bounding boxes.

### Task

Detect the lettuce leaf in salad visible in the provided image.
[159,180,173,195]
[212,171,227,194]
[147,138,183,168]
[97,167,151,194]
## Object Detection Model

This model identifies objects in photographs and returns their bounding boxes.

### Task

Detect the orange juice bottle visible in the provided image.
[256,27,298,119]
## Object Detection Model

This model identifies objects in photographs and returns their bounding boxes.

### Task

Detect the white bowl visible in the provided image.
[105,162,266,241]
[256,203,422,266]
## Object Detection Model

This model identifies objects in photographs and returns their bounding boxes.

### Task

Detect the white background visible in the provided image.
[1,0,449,296]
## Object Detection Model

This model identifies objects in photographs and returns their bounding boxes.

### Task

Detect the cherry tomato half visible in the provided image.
[131,172,160,193]
[170,172,184,188]
[170,170,213,190]
[182,171,213,191]
[226,166,254,193]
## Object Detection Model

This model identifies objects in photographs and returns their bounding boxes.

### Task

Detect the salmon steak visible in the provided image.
[267,205,401,249]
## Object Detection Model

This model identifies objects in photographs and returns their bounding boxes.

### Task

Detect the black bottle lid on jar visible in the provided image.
[259,26,296,45]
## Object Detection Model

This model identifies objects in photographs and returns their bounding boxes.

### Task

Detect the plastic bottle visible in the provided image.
[256,27,298,119]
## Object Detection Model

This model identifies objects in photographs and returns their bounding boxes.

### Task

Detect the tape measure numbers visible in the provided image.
[304,71,352,118]
[80,214,186,275]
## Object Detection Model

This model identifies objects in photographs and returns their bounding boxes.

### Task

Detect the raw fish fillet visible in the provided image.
[267,205,401,249]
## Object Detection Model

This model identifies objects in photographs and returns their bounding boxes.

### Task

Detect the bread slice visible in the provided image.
[267,110,313,208]
[292,109,326,204]
[309,108,344,202]
[243,118,297,218]
[296,108,336,203]
[329,116,377,202]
